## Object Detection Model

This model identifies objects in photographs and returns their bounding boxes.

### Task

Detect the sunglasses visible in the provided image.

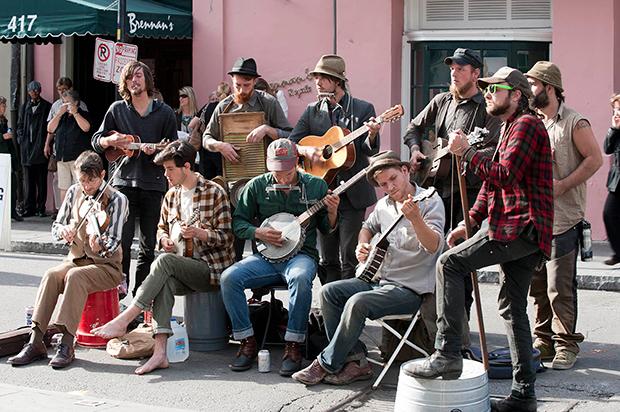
[179,94,188,98]
[482,84,514,94]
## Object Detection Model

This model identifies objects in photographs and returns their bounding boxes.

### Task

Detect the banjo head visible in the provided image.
[258,212,305,263]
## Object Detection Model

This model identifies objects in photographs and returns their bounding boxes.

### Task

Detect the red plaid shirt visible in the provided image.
[463,112,553,257]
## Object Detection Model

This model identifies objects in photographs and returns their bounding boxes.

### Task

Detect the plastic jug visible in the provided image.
[166,317,189,363]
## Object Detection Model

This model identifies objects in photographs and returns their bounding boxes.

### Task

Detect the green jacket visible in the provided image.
[233,171,333,261]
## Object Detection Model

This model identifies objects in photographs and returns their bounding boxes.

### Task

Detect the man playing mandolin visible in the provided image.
[290,54,381,284]
[91,141,234,374]
[292,151,445,386]
[8,151,129,369]
[92,61,178,298]
[220,138,339,376]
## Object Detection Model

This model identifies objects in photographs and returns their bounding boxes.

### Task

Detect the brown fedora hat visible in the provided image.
[309,54,347,81]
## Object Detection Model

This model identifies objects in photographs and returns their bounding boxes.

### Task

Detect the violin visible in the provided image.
[104,131,170,162]
[77,197,111,254]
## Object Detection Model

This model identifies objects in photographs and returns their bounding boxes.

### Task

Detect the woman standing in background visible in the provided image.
[603,93,620,265]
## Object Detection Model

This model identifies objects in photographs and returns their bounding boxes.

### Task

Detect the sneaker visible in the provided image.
[291,359,328,385]
[551,349,577,370]
[533,338,555,361]
[323,361,373,385]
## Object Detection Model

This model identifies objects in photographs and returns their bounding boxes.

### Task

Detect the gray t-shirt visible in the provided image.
[362,185,445,294]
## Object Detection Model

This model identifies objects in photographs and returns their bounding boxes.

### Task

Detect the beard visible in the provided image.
[488,99,512,117]
[532,88,550,110]
[233,89,253,105]
[450,81,475,100]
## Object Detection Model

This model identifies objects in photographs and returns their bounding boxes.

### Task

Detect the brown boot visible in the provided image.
[49,344,75,369]
[229,336,257,371]
[279,341,303,376]
[292,359,328,385]
[323,360,373,385]
[7,343,48,366]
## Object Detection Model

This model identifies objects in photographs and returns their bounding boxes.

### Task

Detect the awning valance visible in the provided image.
[0,0,192,43]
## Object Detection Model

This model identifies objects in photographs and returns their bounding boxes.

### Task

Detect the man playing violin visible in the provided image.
[292,151,444,386]
[220,138,339,376]
[7,151,129,369]
[289,54,381,285]
[92,61,177,297]
[91,141,235,375]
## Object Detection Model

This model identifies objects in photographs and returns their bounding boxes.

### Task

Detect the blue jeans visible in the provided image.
[220,253,317,343]
[319,278,422,374]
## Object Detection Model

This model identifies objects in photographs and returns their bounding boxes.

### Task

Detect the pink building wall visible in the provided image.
[33,44,56,103]
[552,0,617,240]
[192,0,403,151]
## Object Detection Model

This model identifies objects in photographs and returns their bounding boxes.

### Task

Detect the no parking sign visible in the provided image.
[93,37,138,84]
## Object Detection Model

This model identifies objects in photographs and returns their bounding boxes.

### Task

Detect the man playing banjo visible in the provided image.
[292,151,445,385]
[91,141,235,375]
[220,138,339,376]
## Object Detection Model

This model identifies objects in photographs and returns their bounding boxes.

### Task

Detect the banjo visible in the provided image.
[256,167,368,263]
[169,207,201,257]
[356,187,437,283]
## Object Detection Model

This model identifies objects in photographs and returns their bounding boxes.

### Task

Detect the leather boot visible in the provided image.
[7,343,48,366]
[491,395,537,412]
[279,341,303,376]
[49,344,75,369]
[230,336,257,372]
[403,350,463,380]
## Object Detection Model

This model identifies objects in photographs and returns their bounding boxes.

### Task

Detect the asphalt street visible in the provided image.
[0,251,618,411]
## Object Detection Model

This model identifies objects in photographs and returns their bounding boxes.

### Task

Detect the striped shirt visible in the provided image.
[158,173,235,283]
[52,181,129,257]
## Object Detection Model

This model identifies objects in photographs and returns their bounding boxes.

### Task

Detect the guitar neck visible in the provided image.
[332,125,370,151]
[297,167,368,225]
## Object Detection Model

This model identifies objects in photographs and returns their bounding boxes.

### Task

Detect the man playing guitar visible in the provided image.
[92,61,178,297]
[289,54,381,284]
[91,141,235,375]
[292,150,445,386]
[220,138,339,376]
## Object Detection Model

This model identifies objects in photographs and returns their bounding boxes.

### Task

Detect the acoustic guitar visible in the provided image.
[298,105,404,184]
[414,126,489,184]
[355,187,437,283]
[104,132,170,162]
[256,167,368,263]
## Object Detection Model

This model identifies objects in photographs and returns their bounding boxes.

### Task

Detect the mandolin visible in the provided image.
[169,207,201,258]
[298,104,404,184]
[104,132,170,162]
[256,167,368,263]
[355,187,437,283]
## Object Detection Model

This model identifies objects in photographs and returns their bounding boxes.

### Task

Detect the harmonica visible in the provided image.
[317,92,335,100]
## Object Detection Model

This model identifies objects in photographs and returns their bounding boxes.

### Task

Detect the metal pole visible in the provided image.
[333,0,337,54]
[117,0,127,42]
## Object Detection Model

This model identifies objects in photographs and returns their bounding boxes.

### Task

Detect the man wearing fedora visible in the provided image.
[525,61,602,370]
[202,57,292,164]
[407,67,553,412]
[289,54,381,284]
[292,150,444,386]
[402,48,501,340]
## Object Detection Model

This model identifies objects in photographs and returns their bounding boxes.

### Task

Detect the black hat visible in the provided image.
[228,57,260,78]
[444,48,483,69]
[366,150,410,187]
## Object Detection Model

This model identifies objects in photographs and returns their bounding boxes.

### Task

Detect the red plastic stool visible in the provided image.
[76,288,120,347]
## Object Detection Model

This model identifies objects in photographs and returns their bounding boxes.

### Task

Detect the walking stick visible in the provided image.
[455,155,489,371]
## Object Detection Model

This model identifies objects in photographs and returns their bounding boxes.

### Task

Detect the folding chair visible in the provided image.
[364,312,430,389]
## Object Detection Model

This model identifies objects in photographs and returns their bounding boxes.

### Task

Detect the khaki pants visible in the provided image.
[32,258,123,336]
[132,253,215,336]
[530,225,584,354]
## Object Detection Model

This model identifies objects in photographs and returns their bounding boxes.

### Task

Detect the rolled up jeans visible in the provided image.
[435,223,542,399]
[220,253,316,343]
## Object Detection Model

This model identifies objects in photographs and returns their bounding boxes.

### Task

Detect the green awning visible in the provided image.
[0,0,192,43]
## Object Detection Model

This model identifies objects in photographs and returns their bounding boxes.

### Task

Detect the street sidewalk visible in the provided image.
[4,216,620,291]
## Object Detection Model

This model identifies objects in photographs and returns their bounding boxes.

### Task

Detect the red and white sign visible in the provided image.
[93,37,115,82]
[113,42,139,84]
[93,39,138,83]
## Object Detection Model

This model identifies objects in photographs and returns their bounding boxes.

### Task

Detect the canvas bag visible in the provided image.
[106,323,155,359]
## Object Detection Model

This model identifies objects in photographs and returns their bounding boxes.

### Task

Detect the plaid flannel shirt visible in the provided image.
[463,112,554,258]
[157,173,235,284]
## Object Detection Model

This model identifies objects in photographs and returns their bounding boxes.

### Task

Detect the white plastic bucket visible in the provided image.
[394,359,490,412]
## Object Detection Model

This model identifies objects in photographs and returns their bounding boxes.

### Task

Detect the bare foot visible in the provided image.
[135,354,169,375]
[90,319,127,339]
